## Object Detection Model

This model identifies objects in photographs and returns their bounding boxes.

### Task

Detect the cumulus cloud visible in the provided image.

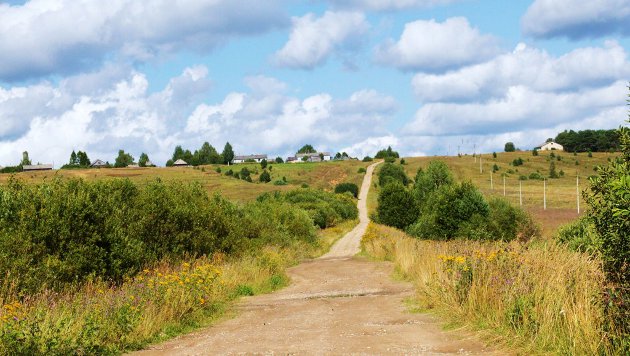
[0,0,287,81]
[376,17,500,72]
[412,41,630,102]
[324,0,459,11]
[0,68,398,166]
[522,0,630,39]
[273,11,369,69]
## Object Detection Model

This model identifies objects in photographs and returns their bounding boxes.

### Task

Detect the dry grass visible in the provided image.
[0,161,369,203]
[362,223,610,355]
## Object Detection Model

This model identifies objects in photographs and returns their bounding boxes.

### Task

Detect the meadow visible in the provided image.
[0,160,370,203]
[401,151,617,237]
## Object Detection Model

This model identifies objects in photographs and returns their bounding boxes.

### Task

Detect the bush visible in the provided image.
[407,182,489,240]
[362,156,373,162]
[376,182,418,230]
[512,157,524,166]
[225,169,233,176]
[528,172,544,180]
[240,167,251,180]
[378,163,409,187]
[412,160,453,208]
[357,167,366,173]
[334,182,359,198]
[532,149,538,156]
[215,167,222,173]
[259,170,271,183]
[259,189,358,229]
[273,180,287,186]
[557,217,602,254]
[0,178,321,294]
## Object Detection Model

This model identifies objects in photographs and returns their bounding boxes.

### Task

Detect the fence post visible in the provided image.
[544,178,547,210]
[503,175,506,196]
[480,156,483,174]
[577,175,580,214]
[519,181,522,207]
[490,171,493,190]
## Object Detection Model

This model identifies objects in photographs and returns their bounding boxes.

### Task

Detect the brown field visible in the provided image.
[0,160,370,203]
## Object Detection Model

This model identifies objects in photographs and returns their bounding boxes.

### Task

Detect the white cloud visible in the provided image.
[376,17,500,71]
[412,41,630,102]
[522,0,630,39]
[0,66,399,166]
[324,0,460,11]
[273,11,369,69]
[0,0,287,81]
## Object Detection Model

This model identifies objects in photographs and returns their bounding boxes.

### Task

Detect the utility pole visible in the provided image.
[479,156,483,174]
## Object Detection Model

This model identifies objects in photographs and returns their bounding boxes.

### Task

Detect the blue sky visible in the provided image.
[0,0,629,166]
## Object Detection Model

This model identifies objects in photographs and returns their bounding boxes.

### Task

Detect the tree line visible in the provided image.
[554,129,620,152]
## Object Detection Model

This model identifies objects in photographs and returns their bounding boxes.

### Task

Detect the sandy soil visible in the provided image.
[131,161,498,355]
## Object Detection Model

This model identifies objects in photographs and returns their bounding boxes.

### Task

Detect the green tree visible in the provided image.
[138,153,150,167]
[77,151,90,167]
[260,159,268,170]
[413,160,454,208]
[375,146,400,159]
[334,182,359,198]
[378,163,409,187]
[20,151,31,166]
[549,160,559,178]
[275,157,284,164]
[222,142,234,164]
[532,149,539,156]
[114,150,134,168]
[377,182,418,229]
[69,151,78,165]
[298,144,316,154]
[197,142,219,165]
[504,142,516,152]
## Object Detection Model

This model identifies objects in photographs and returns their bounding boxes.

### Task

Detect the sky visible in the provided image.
[0,0,629,166]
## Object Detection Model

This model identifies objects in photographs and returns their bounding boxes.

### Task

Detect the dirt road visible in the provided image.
[133,161,496,355]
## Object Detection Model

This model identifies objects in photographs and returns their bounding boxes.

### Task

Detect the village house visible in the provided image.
[232,154,268,164]
[90,159,108,168]
[22,164,53,171]
[535,141,564,151]
[172,159,189,167]
[290,152,332,163]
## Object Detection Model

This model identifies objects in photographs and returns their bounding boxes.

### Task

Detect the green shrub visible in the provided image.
[556,217,602,254]
[378,163,409,187]
[357,167,366,173]
[273,180,287,186]
[512,157,524,166]
[362,156,373,162]
[407,182,489,240]
[412,160,453,208]
[519,175,528,180]
[225,169,233,176]
[529,172,544,180]
[334,182,359,198]
[259,170,271,183]
[215,167,222,173]
[376,182,418,230]
[0,178,318,294]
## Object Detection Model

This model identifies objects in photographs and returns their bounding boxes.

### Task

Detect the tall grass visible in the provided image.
[362,223,610,354]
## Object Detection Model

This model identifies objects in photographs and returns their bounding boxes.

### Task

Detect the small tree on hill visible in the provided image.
[259,170,271,183]
[275,157,284,164]
[504,142,516,152]
[69,151,78,165]
[114,150,134,168]
[377,182,418,229]
[298,144,316,154]
[222,142,234,164]
[260,159,268,170]
[138,153,150,167]
[77,151,90,166]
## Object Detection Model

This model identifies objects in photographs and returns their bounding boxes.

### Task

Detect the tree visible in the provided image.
[504,142,516,152]
[275,157,284,164]
[77,151,90,166]
[375,146,400,159]
[298,144,316,154]
[413,160,454,208]
[260,159,268,170]
[114,150,134,168]
[222,142,234,164]
[334,183,359,198]
[549,160,559,178]
[377,182,418,229]
[197,142,220,165]
[69,151,78,165]
[20,151,31,166]
[378,163,409,187]
[138,153,149,167]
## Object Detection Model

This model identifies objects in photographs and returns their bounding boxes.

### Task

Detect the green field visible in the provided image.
[0,160,370,203]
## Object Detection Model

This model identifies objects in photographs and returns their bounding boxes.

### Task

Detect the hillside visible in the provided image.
[402,151,617,237]
[0,160,370,202]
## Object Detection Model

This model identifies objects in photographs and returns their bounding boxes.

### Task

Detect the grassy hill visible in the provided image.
[402,151,617,237]
[0,160,370,202]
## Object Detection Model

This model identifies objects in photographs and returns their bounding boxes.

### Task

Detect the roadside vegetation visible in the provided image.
[366,91,629,354]
[0,177,358,354]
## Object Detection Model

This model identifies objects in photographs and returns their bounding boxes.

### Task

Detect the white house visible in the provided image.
[172,159,189,167]
[233,154,268,164]
[90,159,108,168]
[292,152,332,163]
[535,141,564,151]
